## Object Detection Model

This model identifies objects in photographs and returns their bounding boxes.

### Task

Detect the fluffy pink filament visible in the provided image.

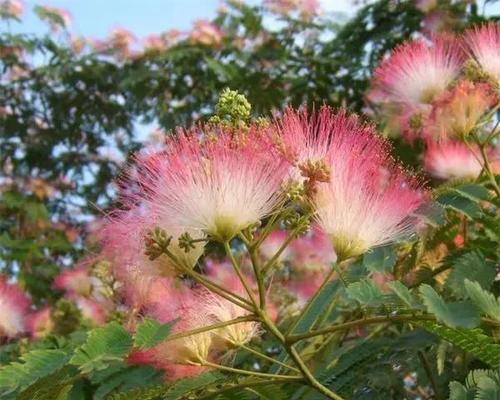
[27,307,53,339]
[135,127,289,242]
[465,23,500,86]
[423,139,487,180]
[279,107,428,259]
[0,276,31,338]
[372,37,464,107]
[425,80,497,139]
[53,266,92,296]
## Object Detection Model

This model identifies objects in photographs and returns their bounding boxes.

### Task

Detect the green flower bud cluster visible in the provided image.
[209,88,251,128]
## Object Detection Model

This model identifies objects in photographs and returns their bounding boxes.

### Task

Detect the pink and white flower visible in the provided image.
[136,127,289,242]
[279,108,428,259]
[0,0,23,19]
[53,266,92,297]
[465,23,500,86]
[190,20,224,46]
[425,80,497,139]
[27,307,53,339]
[423,139,485,180]
[372,37,464,107]
[0,276,31,338]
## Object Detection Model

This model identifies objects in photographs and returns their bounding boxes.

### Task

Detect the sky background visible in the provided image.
[4,0,357,38]
[4,1,499,41]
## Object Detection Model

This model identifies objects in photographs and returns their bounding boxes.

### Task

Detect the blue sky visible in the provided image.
[5,1,498,40]
[3,0,356,38]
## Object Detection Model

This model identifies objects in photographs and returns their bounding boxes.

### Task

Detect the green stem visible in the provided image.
[285,265,338,336]
[418,350,442,400]
[245,238,266,309]
[259,311,346,400]
[261,234,296,275]
[476,137,500,198]
[161,247,253,310]
[195,377,305,400]
[201,360,302,381]
[224,241,259,309]
[287,346,346,400]
[239,344,300,373]
[287,314,437,343]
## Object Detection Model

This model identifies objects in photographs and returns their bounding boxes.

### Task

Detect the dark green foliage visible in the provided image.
[70,322,133,373]
[418,322,500,368]
[133,318,175,350]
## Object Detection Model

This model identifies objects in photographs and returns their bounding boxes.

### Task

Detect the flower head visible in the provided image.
[423,139,485,180]
[137,126,289,242]
[425,80,497,139]
[190,20,224,46]
[0,276,31,338]
[27,307,53,339]
[0,0,23,19]
[53,266,92,296]
[279,108,428,260]
[372,37,463,107]
[35,5,71,31]
[69,295,107,325]
[465,23,500,86]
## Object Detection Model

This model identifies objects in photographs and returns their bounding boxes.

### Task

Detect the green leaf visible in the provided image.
[162,372,224,399]
[70,322,133,374]
[464,280,500,322]
[0,349,69,396]
[17,366,79,400]
[346,279,384,306]
[452,183,491,202]
[92,365,163,399]
[363,246,396,273]
[437,192,482,219]
[448,381,471,400]
[446,251,495,298]
[270,281,341,373]
[134,318,175,350]
[388,281,422,309]
[417,322,500,368]
[475,376,500,400]
[419,284,480,328]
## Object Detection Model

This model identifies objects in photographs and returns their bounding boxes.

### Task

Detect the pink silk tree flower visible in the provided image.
[423,139,486,180]
[465,23,500,86]
[425,80,497,139]
[136,127,289,243]
[0,1,23,19]
[371,37,464,107]
[190,20,224,46]
[102,207,204,283]
[0,276,31,338]
[278,108,428,260]
[69,295,107,326]
[53,266,92,297]
[27,307,54,339]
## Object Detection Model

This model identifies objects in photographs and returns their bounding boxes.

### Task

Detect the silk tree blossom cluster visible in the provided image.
[0,276,31,338]
[122,266,261,379]
[93,105,429,381]
[53,265,111,326]
[368,24,500,181]
[0,0,23,19]
[275,108,428,259]
[0,276,55,340]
